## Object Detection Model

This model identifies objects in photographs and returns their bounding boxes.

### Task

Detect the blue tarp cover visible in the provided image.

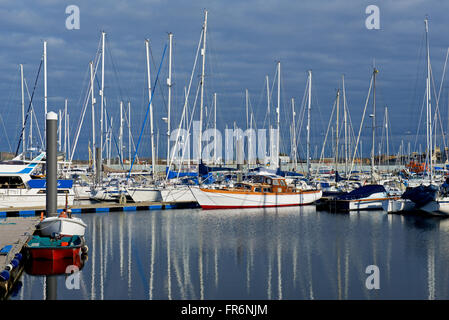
[337,184,386,200]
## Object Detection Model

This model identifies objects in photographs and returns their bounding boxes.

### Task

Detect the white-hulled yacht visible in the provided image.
[0,152,74,208]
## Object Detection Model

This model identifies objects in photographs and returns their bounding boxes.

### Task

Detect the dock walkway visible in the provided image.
[0,216,38,298]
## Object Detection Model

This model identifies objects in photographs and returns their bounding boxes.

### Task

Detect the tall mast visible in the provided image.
[335,88,340,174]
[128,101,131,164]
[58,110,62,152]
[167,32,173,168]
[43,41,48,141]
[199,10,208,164]
[343,75,348,177]
[266,75,272,164]
[385,106,389,173]
[20,64,26,158]
[120,101,123,163]
[371,67,378,181]
[425,16,433,181]
[214,92,217,164]
[291,98,297,170]
[64,99,68,160]
[90,61,96,177]
[307,70,312,177]
[277,61,281,168]
[145,39,156,178]
[100,31,106,181]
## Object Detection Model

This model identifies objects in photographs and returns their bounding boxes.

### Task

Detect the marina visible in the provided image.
[2,0,449,305]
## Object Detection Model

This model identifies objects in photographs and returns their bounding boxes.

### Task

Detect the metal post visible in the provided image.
[46,112,58,217]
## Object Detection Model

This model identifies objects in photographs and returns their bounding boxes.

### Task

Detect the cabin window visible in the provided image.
[266,178,272,185]
[0,176,26,189]
[254,187,262,192]
[263,187,272,193]
[277,187,282,193]
[235,183,242,188]
[244,185,252,190]
[280,180,286,186]
[273,180,279,186]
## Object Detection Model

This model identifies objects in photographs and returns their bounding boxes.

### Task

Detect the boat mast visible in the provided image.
[277,61,281,168]
[307,70,312,177]
[43,41,47,142]
[64,99,68,161]
[198,10,208,165]
[335,88,340,175]
[20,64,26,158]
[58,110,62,152]
[167,32,173,168]
[385,106,389,173]
[291,98,297,170]
[425,16,433,182]
[343,75,348,177]
[120,101,124,164]
[100,31,106,181]
[90,61,96,178]
[266,75,272,164]
[371,67,378,182]
[214,92,217,164]
[145,39,156,178]
[128,101,131,165]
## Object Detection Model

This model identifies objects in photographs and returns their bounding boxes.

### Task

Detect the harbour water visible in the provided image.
[10,207,449,300]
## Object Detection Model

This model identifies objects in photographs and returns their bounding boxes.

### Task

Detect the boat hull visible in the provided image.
[38,217,87,237]
[419,198,449,216]
[0,193,74,209]
[381,198,415,213]
[332,192,388,211]
[161,186,196,203]
[127,187,162,202]
[190,187,322,210]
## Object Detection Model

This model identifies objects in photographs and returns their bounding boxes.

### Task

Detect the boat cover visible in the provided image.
[336,184,386,200]
[401,185,438,207]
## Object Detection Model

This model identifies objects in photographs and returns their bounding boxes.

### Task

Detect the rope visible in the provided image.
[128,44,167,179]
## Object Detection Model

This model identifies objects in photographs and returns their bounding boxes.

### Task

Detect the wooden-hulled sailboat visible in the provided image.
[190,174,322,209]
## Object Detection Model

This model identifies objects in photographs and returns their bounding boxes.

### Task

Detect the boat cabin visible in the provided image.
[233,175,293,193]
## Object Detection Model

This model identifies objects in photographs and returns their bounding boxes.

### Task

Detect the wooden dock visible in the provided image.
[0,200,199,217]
[0,216,38,299]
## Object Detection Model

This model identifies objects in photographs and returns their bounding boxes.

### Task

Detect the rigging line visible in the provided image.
[318,97,337,166]
[166,29,204,177]
[348,74,373,179]
[413,90,427,153]
[24,78,44,148]
[149,43,168,116]
[430,62,448,153]
[15,58,43,156]
[295,77,309,160]
[128,44,167,179]
[106,39,128,104]
[168,79,201,179]
[69,54,101,166]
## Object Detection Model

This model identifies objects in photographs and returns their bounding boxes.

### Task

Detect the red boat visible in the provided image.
[24,235,86,260]
[25,254,86,276]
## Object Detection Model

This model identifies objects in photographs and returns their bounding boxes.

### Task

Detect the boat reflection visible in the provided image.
[12,206,449,299]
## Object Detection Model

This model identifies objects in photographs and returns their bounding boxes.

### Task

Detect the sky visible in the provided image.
[0,0,449,161]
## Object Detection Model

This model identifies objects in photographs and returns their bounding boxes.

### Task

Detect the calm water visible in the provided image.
[10,206,449,300]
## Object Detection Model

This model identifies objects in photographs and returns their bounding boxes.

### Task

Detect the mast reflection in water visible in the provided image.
[12,206,449,299]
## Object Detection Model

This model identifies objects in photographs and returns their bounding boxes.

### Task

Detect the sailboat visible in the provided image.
[332,68,390,211]
[383,17,449,215]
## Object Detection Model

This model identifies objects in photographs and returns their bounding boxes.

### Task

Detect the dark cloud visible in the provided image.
[0,0,448,159]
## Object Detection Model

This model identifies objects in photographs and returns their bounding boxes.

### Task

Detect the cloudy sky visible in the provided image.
[0,0,448,161]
